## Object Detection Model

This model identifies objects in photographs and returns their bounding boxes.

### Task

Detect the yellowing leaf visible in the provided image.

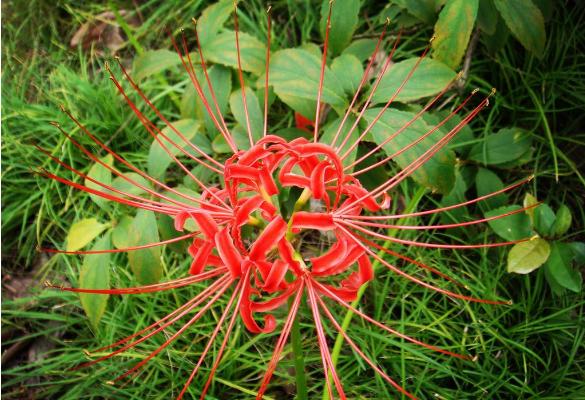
[79,235,111,329]
[66,218,109,252]
[507,238,550,274]
[128,209,162,284]
[432,0,479,69]
[85,154,114,209]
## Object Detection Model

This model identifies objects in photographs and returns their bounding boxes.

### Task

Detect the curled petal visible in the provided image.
[263,260,289,293]
[188,240,214,275]
[215,228,243,277]
[235,195,264,227]
[311,162,329,200]
[249,217,287,261]
[291,212,335,230]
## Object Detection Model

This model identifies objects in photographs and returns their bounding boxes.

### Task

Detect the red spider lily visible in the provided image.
[40,3,537,399]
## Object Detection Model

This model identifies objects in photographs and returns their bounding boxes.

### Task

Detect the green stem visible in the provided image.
[322,186,427,400]
[291,299,308,400]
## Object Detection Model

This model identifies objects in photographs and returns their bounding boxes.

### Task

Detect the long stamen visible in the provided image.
[345,73,466,171]
[41,231,201,255]
[35,143,187,214]
[73,276,232,370]
[45,268,227,295]
[177,273,247,399]
[112,56,228,168]
[349,88,476,176]
[335,30,402,153]
[315,294,418,399]
[37,168,179,215]
[336,224,512,304]
[306,279,346,399]
[329,19,390,149]
[199,274,250,398]
[263,6,272,138]
[336,202,540,231]
[338,35,433,159]
[113,277,234,382]
[339,219,531,250]
[314,279,470,359]
[344,175,534,221]
[58,108,217,208]
[313,0,334,143]
[233,2,255,147]
[91,274,231,354]
[335,92,493,215]
[256,282,304,399]
[188,21,237,150]
[107,67,233,211]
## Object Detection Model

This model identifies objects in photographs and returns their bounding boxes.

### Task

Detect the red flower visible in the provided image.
[40,3,536,399]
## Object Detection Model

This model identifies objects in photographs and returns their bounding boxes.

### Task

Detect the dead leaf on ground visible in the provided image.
[70,10,141,55]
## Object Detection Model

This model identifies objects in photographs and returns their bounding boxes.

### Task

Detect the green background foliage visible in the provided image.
[2,0,583,399]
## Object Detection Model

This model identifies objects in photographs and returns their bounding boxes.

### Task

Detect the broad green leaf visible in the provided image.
[432,0,479,69]
[232,125,254,151]
[276,92,317,121]
[85,154,114,209]
[158,214,188,254]
[507,237,550,274]
[202,31,266,75]
[229,88,263,146]
[551,204,572,237]
[364,108,456,194]
[112,215,133,249]
[477,0,498,34]
[275,127,312,142]
[544,242,581,292]
[212,134,233,154]
[534,203,555,237]
[79,234,111,329]
[468,128,532,165]
[523,193,538,224]
[66,218,109,252]
[440,167,469,226]
[147,119,205,180]
[482,11,510,54]
[370,58,456,104]
[486,205,531,241]
[128,209,162,284]
[423,110,474,156]
[320,115,360,168]
[111,172,151,198]
[320,0,361,55]
[391,0,440,24]
[476,168,507,211]
[493,0,546,57]
[133,49,181,81]
[196,0,232,46]
[266,48,347,109]
[342,39,378,62]
[331,54,364,96]
[182,65,232,136]
[569,242,585,264]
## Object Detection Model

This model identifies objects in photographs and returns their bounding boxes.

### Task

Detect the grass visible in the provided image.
[2,0,584,399]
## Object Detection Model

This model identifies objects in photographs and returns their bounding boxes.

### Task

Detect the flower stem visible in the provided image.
[322,186,427,400]
[291,298,308,400]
